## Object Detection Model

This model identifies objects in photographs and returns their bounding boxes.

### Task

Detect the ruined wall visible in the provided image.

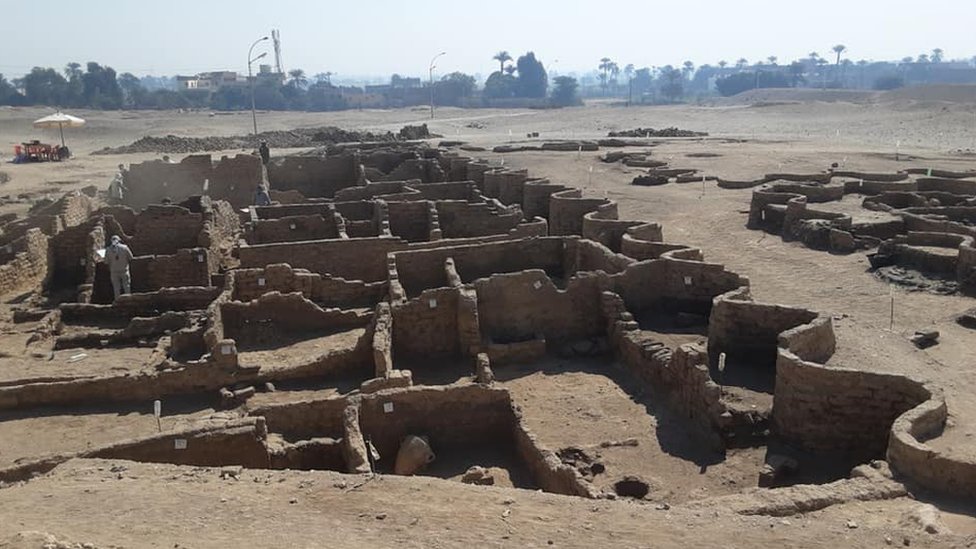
[611,250,748,315]
[220,291,372,344]
[387,200,432,242]
[392,238,566,298]
[128,248,211,292]
[358,385,517,466]
[549,189,612,236]
[130,205,206,256]
[246,214,341,244]
[0,228,49,297]
[435,200,523,239]
[230,264,386,308]
[475,270,604,344]
[523,179,571,221]
[380,158,446,183]
[707,287,820,368]
[581,204,644,252]
[391,286,460,358]
[334,180,417,201]
[126,155,260,209]
[482,169,527,205]
[48,218,103,291]
[268,153,362,198]
[237,237,409,282]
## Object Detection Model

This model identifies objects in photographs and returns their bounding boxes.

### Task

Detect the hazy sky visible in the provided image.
[2,0,974,81]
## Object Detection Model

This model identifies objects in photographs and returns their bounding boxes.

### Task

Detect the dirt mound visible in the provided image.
[720,88,877,105]
[92,125,433,155]
[882,84,976,104]
[608,127,707,138]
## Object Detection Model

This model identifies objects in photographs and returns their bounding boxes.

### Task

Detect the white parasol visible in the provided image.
[33,111,86,148]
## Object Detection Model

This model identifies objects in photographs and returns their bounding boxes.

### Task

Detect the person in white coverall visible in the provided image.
[105,235,134,298]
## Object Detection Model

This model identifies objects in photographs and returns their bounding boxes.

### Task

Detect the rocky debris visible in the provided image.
[909,330,939,348]
[219,386,256,408]
[3,531,98,549]
[438,140,466,148]
[493,145,541,153]
[459,145,486,152]
[874,266,959,295]
[541,141,599,152]
[557,446,606,479]
[608,127,708,138]
[0,171,9,184]
[461,465,495,485]
[398,124,437,140]
[632,174,670,186]
[92,125,426,155]
[900,503,951,535]
[623,157,668,168]
[599,438,639,448]
[475,353,494,384]
[394,435,435,475]
[758,454,799,487]
[955,308,976,329]
[597,138,652,147]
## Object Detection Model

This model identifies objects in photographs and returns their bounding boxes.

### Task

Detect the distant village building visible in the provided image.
[176,71,244,90]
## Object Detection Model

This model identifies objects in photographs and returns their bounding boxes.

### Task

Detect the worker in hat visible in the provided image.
[104,235,134,298]
[108,164,127,204]
[258,141,270,166]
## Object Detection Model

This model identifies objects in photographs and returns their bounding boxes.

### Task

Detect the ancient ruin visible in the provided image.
[0,139,973,522]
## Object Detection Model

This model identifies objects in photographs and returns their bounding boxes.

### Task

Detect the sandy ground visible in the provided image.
[2,98,976,546]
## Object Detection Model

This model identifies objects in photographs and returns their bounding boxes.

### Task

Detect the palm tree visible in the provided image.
[492,51,512,74]
[767,56,778,66]
[314,72,334,85]
[624,64,635,104]
[503,65,516,76]
[598,57,613,92]
[931,48,944,63]
[735,58,748,70]
[917,53,930,64]
[682,61,695,80]
[717,60,728,72]
[64,62,82,80]
[288,68,308,90]
[832,44,847,66]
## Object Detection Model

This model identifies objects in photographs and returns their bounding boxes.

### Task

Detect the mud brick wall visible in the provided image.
[246,214,340,244]
[363,149,417,174]
[435,201,522,239]
[582,205,645,252]
[916,177,976,195]
[391,287,460,358]
[380,158,446,183]
[130,205,205,256]
[254,203,335,220]
[250,396,349,440]
[549,189,612,236]
[358,385,517,464]
[483,169,527,204]
[48,218,103,290]
[611,251,748,315]
[231,264,385,309]
[523,179,570,220]
[91,419,271,469]
[334,180,416,201]
[392,238,566,298]
[707,287,819,368]
[475,270,604,344]
[0,228,49,297]
[387,200,432,242]
[206,154,264,208]
[268,154,361,198]
[333,201,375,221]
[124,156,211,208]
[128,248,211,292]
[237,237,409,282]
[567,238,634,275]
[0,192,96,246]
[95,206,137,235]
[773,349,931,461]
[413,181,477,201]
[203,200,243,270]
[221,292,372,344]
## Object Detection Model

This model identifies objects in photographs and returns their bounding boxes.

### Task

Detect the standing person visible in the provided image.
[108,164,126,204]
[258,141,270,165]
[105,235,134,299]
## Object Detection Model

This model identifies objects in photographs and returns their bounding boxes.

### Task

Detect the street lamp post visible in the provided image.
[429,51,446,120]
[248,36,269,136]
